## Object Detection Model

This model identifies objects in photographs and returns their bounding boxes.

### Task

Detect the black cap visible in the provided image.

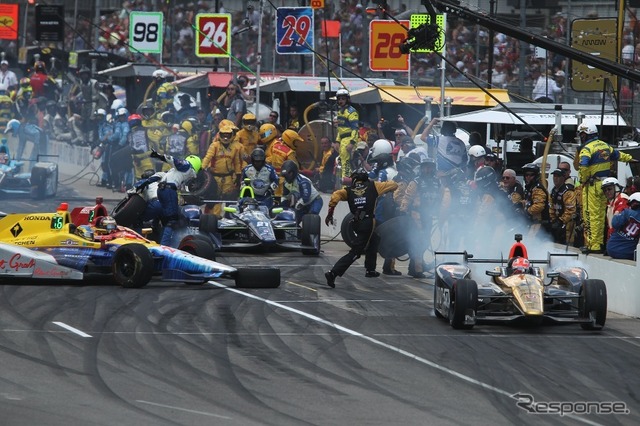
[551,168,566,176]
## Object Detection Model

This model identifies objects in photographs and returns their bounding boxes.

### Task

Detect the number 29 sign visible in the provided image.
[129,12,163,54]
[195,13,231,58]
[276,7,314,55]
[369,20,410,72]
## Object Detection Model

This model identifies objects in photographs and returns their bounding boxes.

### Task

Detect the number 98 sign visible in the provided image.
[369,20,409,72]
[129,12,163,54]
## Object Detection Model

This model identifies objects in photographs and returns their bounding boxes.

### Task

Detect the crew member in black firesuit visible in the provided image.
[324,169,398,288]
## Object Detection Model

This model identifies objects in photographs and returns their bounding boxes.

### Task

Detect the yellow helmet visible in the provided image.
[160,82,177,97]
[282,129,303,149]
[259,123,277,144]
[180,119,193,135]
[219,119,238,133]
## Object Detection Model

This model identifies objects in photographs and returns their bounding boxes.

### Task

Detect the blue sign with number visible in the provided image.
[276,7,314,55]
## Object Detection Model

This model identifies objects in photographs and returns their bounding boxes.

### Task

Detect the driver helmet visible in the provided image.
[251,147,266,169]
[95,216,117,234]
[511,257,530,275]
[75,224,94,240]
[281,160,299,183]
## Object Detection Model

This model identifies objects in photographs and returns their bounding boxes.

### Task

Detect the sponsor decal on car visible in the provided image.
[23,215,51,221]
[0,253,36,272]
[60,239,79,246]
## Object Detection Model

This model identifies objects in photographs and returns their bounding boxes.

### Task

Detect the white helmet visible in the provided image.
[629,192,640,204]
[116,107,128,117]
[111,99,124,111]
[370,139,392,159]
[468,145,487,159]
[152,69,168,79]
[336,88,349,98]
[578,121,598,135]
[95,108,106,116]
[601,177,619,188]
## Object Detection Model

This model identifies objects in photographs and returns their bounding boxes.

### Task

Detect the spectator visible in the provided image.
[500,168,524,209]
[602,177,629,244]
[0,60,18,93]
[267,110,284,132]
[606,193,640,260]
[531,66,563,103]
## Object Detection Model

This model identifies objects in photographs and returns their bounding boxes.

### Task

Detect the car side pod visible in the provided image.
[234,267,281,289]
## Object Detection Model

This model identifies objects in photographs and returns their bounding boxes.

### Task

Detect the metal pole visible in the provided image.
[73,0,79,50]
[22,3,29,48]
[518,0,526,95]
[440,14,447,117]
[255,0,264,118]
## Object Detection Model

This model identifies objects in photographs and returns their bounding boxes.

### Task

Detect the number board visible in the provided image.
[369,20,410,72]
[276,7,314,55]
[195,13,231,58]
[409,14,445,53]
[129,12,163,54]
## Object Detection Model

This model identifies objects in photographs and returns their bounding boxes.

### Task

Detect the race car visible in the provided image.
[0,154,58,199]
[433,234,607,330]
[0,201,280,289]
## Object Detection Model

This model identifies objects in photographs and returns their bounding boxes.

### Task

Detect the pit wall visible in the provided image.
[8,136,639,318]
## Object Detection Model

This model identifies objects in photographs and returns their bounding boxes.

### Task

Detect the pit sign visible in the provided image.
[276,7,314,55]
[129,12,163,54]
[195,13,231,58]
[369,20,410,72]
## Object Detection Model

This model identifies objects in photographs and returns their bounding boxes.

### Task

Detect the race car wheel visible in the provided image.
[375,216,416,259]
[30,166,49,199]
[199,214,218,234]
[301,214,321,255]
[340,213,357,248]
[178,237,216,261]
[112,243,154,288]
[450,279,477,330]
[186,169,218,203]
[112,194,147,227]
[235,267,281,288]
[580,279,607,330]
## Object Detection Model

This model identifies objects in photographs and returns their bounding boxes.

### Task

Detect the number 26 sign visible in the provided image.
[129,12,163,54]
[195,13,231,58]
[369,20,409,72]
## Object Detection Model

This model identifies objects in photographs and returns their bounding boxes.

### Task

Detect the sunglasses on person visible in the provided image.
[501,176,513,180]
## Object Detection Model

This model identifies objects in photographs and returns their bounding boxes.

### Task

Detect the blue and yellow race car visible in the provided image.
[0,200,279,288]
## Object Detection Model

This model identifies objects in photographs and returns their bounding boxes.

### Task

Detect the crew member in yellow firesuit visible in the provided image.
[259,122,279,153]
[521,162,551,239]
[138,101,167,154]
[577,121,638,253]
[235,113,260,162]
[335,88,359,180]
[127,113,154,180]
[267,129,301,197]
[202,123,243,215]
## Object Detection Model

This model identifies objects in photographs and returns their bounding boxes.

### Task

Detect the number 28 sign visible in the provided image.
[195,13,231,58]
[129,12,163,54]
[369,20,410,72]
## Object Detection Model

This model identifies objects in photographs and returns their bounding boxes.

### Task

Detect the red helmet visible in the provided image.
[128,113,142,128]
[511,257,530,275]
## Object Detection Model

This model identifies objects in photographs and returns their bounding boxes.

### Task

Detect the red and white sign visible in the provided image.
[369,20,410,72]
[195,13,231,58]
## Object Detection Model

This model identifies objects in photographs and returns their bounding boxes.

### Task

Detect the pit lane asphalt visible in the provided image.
[0,177,638,425]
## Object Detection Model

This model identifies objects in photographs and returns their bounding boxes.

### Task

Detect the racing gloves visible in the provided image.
[325,206,335,226]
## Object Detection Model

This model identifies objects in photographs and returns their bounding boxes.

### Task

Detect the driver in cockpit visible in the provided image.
[511,257,531,275]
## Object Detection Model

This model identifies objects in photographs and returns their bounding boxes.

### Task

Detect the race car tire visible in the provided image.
[112,243,154,288]
[376,216,416,258]
[112,194,147,227]
[199,213,218,234]
[450,279,477,330]
[433,276,445,319]
[580,279,607,330]
[301,214,321,255]
[30,164,57,199]
[340,213,357,248]
[185,169,218,204]
[178,236,216,261]
[235,267,281,288]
